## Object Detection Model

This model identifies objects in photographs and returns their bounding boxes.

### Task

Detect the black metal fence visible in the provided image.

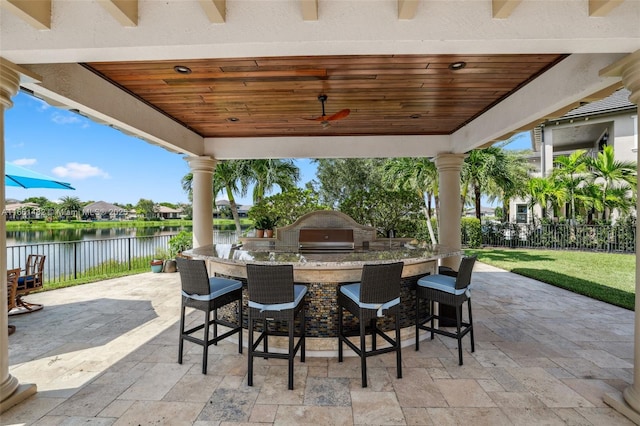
[465,222,636,253]
[6,230,241,284]
[6,234,175,284]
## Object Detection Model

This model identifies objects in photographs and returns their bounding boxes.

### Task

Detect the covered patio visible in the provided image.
[2,263,636,424]
[2,0,640,421]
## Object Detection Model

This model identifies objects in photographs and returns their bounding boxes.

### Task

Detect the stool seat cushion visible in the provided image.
[248,284,307,312]
[417,274,470,296]
[182,277,242,301]
[340,283,400,317]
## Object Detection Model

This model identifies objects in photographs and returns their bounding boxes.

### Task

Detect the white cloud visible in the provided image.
[12,158,37,166]
[51,112,81,125]
[52,163,110,180]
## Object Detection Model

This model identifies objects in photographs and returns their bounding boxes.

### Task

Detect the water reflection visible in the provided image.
[6,226,194,245]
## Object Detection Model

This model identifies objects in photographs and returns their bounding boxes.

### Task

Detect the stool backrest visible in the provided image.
[176,257,210,295]
[246,264,294,304]
[455,256,477,290]
[360,262,404,304]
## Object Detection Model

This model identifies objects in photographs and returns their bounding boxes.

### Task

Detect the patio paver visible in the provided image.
[3,262,636,425]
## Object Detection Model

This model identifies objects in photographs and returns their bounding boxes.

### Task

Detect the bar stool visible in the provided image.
[337,262,404,388]
[246,264,307,390]
[415,255,476,365]
[176,257,243,374]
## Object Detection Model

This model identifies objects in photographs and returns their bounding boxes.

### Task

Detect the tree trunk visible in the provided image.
[503,196,510,223]
[474,184,482,222]
[226,186,243,235]
[422,194,437,244]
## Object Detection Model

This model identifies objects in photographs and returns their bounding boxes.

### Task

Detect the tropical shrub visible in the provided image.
[168,231,193,258]
[461,217,482,248]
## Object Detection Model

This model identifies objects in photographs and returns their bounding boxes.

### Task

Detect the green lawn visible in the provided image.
[466,248,635,311]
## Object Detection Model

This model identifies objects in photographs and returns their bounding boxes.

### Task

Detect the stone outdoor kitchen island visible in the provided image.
[185,211,461,354]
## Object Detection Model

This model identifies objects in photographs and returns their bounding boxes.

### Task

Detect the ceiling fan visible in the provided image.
[303,94,350,128]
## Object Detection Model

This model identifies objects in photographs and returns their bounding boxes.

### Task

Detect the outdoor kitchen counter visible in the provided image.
[186,241,460,283]
[184,242,462,353]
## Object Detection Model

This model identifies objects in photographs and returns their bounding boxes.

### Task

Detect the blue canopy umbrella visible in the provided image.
[5,162,75,190]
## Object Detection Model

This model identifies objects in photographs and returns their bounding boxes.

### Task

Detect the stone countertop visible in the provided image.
[185,242,461,270]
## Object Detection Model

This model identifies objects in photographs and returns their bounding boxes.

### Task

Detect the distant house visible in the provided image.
[4,202,41,221]
[508,88,638,224]
[238,205,252,217]
[154,205,183,220]
[464,206,495,218]
[214,199,252,218]
[83,201,127,221]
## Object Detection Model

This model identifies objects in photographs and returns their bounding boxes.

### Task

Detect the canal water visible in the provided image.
[5,225,247,280]
[6,225,193,245]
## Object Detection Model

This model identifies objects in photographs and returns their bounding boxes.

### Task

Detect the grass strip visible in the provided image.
[466,248,635,310]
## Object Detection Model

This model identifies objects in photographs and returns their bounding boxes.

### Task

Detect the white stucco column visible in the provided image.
[541,125,554,178]
[600,50,640,424]
[185,156,216,248]
[0,59,37,413]
[434,153,465,270]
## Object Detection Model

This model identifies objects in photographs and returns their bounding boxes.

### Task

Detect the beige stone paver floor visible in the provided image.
[2,262,636,425]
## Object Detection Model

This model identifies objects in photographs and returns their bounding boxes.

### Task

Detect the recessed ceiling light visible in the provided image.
[410,114,421,119]
[227,117,240,122]
[448,61,466,71]
[173,65,192,74]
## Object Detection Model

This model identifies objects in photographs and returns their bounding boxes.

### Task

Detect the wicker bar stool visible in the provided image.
[337,262,404,388]
[415,255,477,365]
[246,264,307,390]
[176,257,243,374]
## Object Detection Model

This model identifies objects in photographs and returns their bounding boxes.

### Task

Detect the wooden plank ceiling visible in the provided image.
[85,54,566,138]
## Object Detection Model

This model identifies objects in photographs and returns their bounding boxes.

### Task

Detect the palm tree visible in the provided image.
[552,149,589,221]
[484,149,532,222]
[461,147,515,223]
[383,157,439,243]
[242,159,300,204]
[59,196,83,220]
[526,177,566,224]
[586,145,637,221]
[575,182,605,223]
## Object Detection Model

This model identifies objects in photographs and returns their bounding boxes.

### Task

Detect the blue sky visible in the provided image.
[5,91,529,206]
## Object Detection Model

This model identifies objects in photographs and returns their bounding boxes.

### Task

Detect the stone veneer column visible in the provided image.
[0,59,37,413]
[185,156,216,248]
[601,50,640,423]
[434,153,465,270]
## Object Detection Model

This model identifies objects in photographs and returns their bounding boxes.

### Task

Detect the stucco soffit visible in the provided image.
[204,135,451,160]
[20,63,203,156]
[450,53,626,153]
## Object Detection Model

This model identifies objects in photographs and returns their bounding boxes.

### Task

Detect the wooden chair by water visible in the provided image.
[7,268,20,334]
[14,254,46,314]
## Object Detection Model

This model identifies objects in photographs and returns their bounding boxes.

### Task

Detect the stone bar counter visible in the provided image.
[185,240,461,354]
[184,210,461,354]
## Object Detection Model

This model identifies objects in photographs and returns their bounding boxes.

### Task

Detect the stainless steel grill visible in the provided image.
[298,228,354,252]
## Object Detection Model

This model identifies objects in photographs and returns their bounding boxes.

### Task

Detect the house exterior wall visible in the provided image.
[508,109,638,223]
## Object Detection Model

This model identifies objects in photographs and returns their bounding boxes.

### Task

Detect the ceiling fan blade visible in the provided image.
[302,115,330,121]
[326,109,350,121]
[301,95,350,124]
